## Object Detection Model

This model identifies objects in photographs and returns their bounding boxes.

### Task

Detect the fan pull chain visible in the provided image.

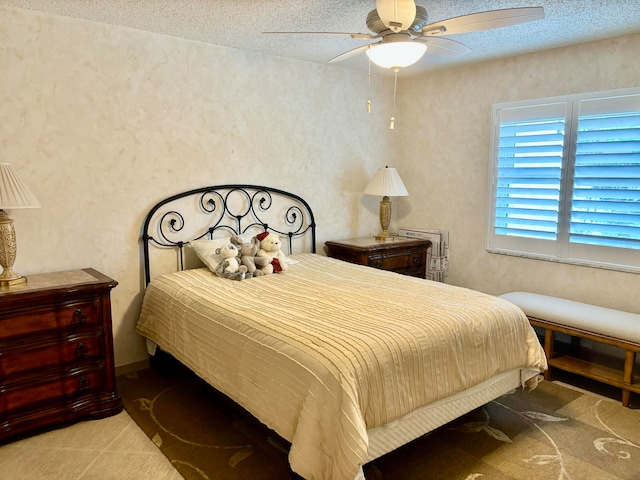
[367,54,372,113]
[390,67,399,130]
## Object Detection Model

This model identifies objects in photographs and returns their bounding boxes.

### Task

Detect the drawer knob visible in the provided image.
[78,377,91,391]
[73,309,87,324]
[413,256,420,265]
[76,342,89,358]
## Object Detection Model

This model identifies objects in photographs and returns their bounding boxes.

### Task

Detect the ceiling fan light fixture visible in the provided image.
[366,41,427,69]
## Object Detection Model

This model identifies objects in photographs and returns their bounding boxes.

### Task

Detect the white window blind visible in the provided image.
[570,98,640,250]
[487,88,640,272]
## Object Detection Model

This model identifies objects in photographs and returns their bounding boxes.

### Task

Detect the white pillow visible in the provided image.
[189,237,231,272]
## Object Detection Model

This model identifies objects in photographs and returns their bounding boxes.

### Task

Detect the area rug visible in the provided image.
[118,362,640,480]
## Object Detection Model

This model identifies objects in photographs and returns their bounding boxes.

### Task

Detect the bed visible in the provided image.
[137,185,547,480]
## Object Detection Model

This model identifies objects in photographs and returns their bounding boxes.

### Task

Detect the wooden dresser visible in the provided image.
[0,268,122,443]
[325,237,431,278]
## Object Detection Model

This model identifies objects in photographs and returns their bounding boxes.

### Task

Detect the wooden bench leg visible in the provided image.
[622,350,636,408]
[543,329,554,381]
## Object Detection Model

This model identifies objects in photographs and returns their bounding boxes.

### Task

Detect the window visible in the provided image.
[487,88,640,272]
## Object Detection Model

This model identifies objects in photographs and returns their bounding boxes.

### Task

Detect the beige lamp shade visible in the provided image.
[0,163,41,209]
[364,166,409,197]
[364,166,408,241]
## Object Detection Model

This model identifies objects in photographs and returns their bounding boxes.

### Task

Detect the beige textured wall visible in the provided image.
[1,6,396,366]
[398,33,640,313]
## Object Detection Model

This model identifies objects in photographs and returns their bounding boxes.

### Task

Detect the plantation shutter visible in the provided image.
[493,103,568,242]
[489,89,640,271]
[570,97,640,251]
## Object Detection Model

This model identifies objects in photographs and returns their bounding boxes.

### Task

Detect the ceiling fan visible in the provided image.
[266,0,545,70]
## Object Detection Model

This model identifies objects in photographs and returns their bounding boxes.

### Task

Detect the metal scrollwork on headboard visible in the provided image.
[141,185,316,285]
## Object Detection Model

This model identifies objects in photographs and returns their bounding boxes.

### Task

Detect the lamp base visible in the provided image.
[0,275,27,287]
[374,233,394,241]
[0,209,27,287]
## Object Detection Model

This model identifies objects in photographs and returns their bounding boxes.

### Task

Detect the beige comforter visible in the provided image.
[136,253,546,480]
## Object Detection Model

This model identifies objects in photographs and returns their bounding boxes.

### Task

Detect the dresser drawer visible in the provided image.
[0,269,121,442]
[0,332,105,380]
[368,248,425,273]
[0,364,107,417]
[0,298,102,340]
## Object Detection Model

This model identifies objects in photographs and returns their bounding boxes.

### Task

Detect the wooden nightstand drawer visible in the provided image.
[0,298,102,340]
[326,237,430,278]
[0,364,107,417]
[0,331,105,379]
[368,248,425,272]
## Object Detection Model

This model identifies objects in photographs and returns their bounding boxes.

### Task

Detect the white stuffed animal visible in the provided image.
[213,243,247,281]
[256,231,288,274]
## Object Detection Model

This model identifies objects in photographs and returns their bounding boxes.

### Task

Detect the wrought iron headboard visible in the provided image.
[141,185,316,286]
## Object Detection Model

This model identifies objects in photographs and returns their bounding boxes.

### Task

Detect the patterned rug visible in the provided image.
[118,360,640,480]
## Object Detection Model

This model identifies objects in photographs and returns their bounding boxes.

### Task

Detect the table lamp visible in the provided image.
[364,166,409,240]
[0,163,40,286]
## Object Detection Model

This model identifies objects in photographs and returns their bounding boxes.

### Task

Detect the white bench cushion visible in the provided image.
[500,292,640,345]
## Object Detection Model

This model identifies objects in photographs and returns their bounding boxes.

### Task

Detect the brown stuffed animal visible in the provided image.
[230,235,271,277]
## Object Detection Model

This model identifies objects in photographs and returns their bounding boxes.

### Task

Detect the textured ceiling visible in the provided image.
[3,0,640,76]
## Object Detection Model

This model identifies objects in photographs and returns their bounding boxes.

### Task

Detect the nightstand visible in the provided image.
[0,268,122,443]
[325,237,431,278]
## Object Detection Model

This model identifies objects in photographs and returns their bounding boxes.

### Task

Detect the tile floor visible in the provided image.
[0,410,183,480]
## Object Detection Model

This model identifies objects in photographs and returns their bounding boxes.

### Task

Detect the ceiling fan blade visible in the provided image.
[263,31,375,39]
[421,7,544,36]
[415,37,471,58]
[376,0,417,33]
[328,44,374,63]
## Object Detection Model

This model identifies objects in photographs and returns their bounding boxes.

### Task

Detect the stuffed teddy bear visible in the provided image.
[230,235,271,277]
[213,243,248,281]
[256,231,288,274]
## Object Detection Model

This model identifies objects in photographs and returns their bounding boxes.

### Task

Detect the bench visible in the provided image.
[500,292,640,407]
